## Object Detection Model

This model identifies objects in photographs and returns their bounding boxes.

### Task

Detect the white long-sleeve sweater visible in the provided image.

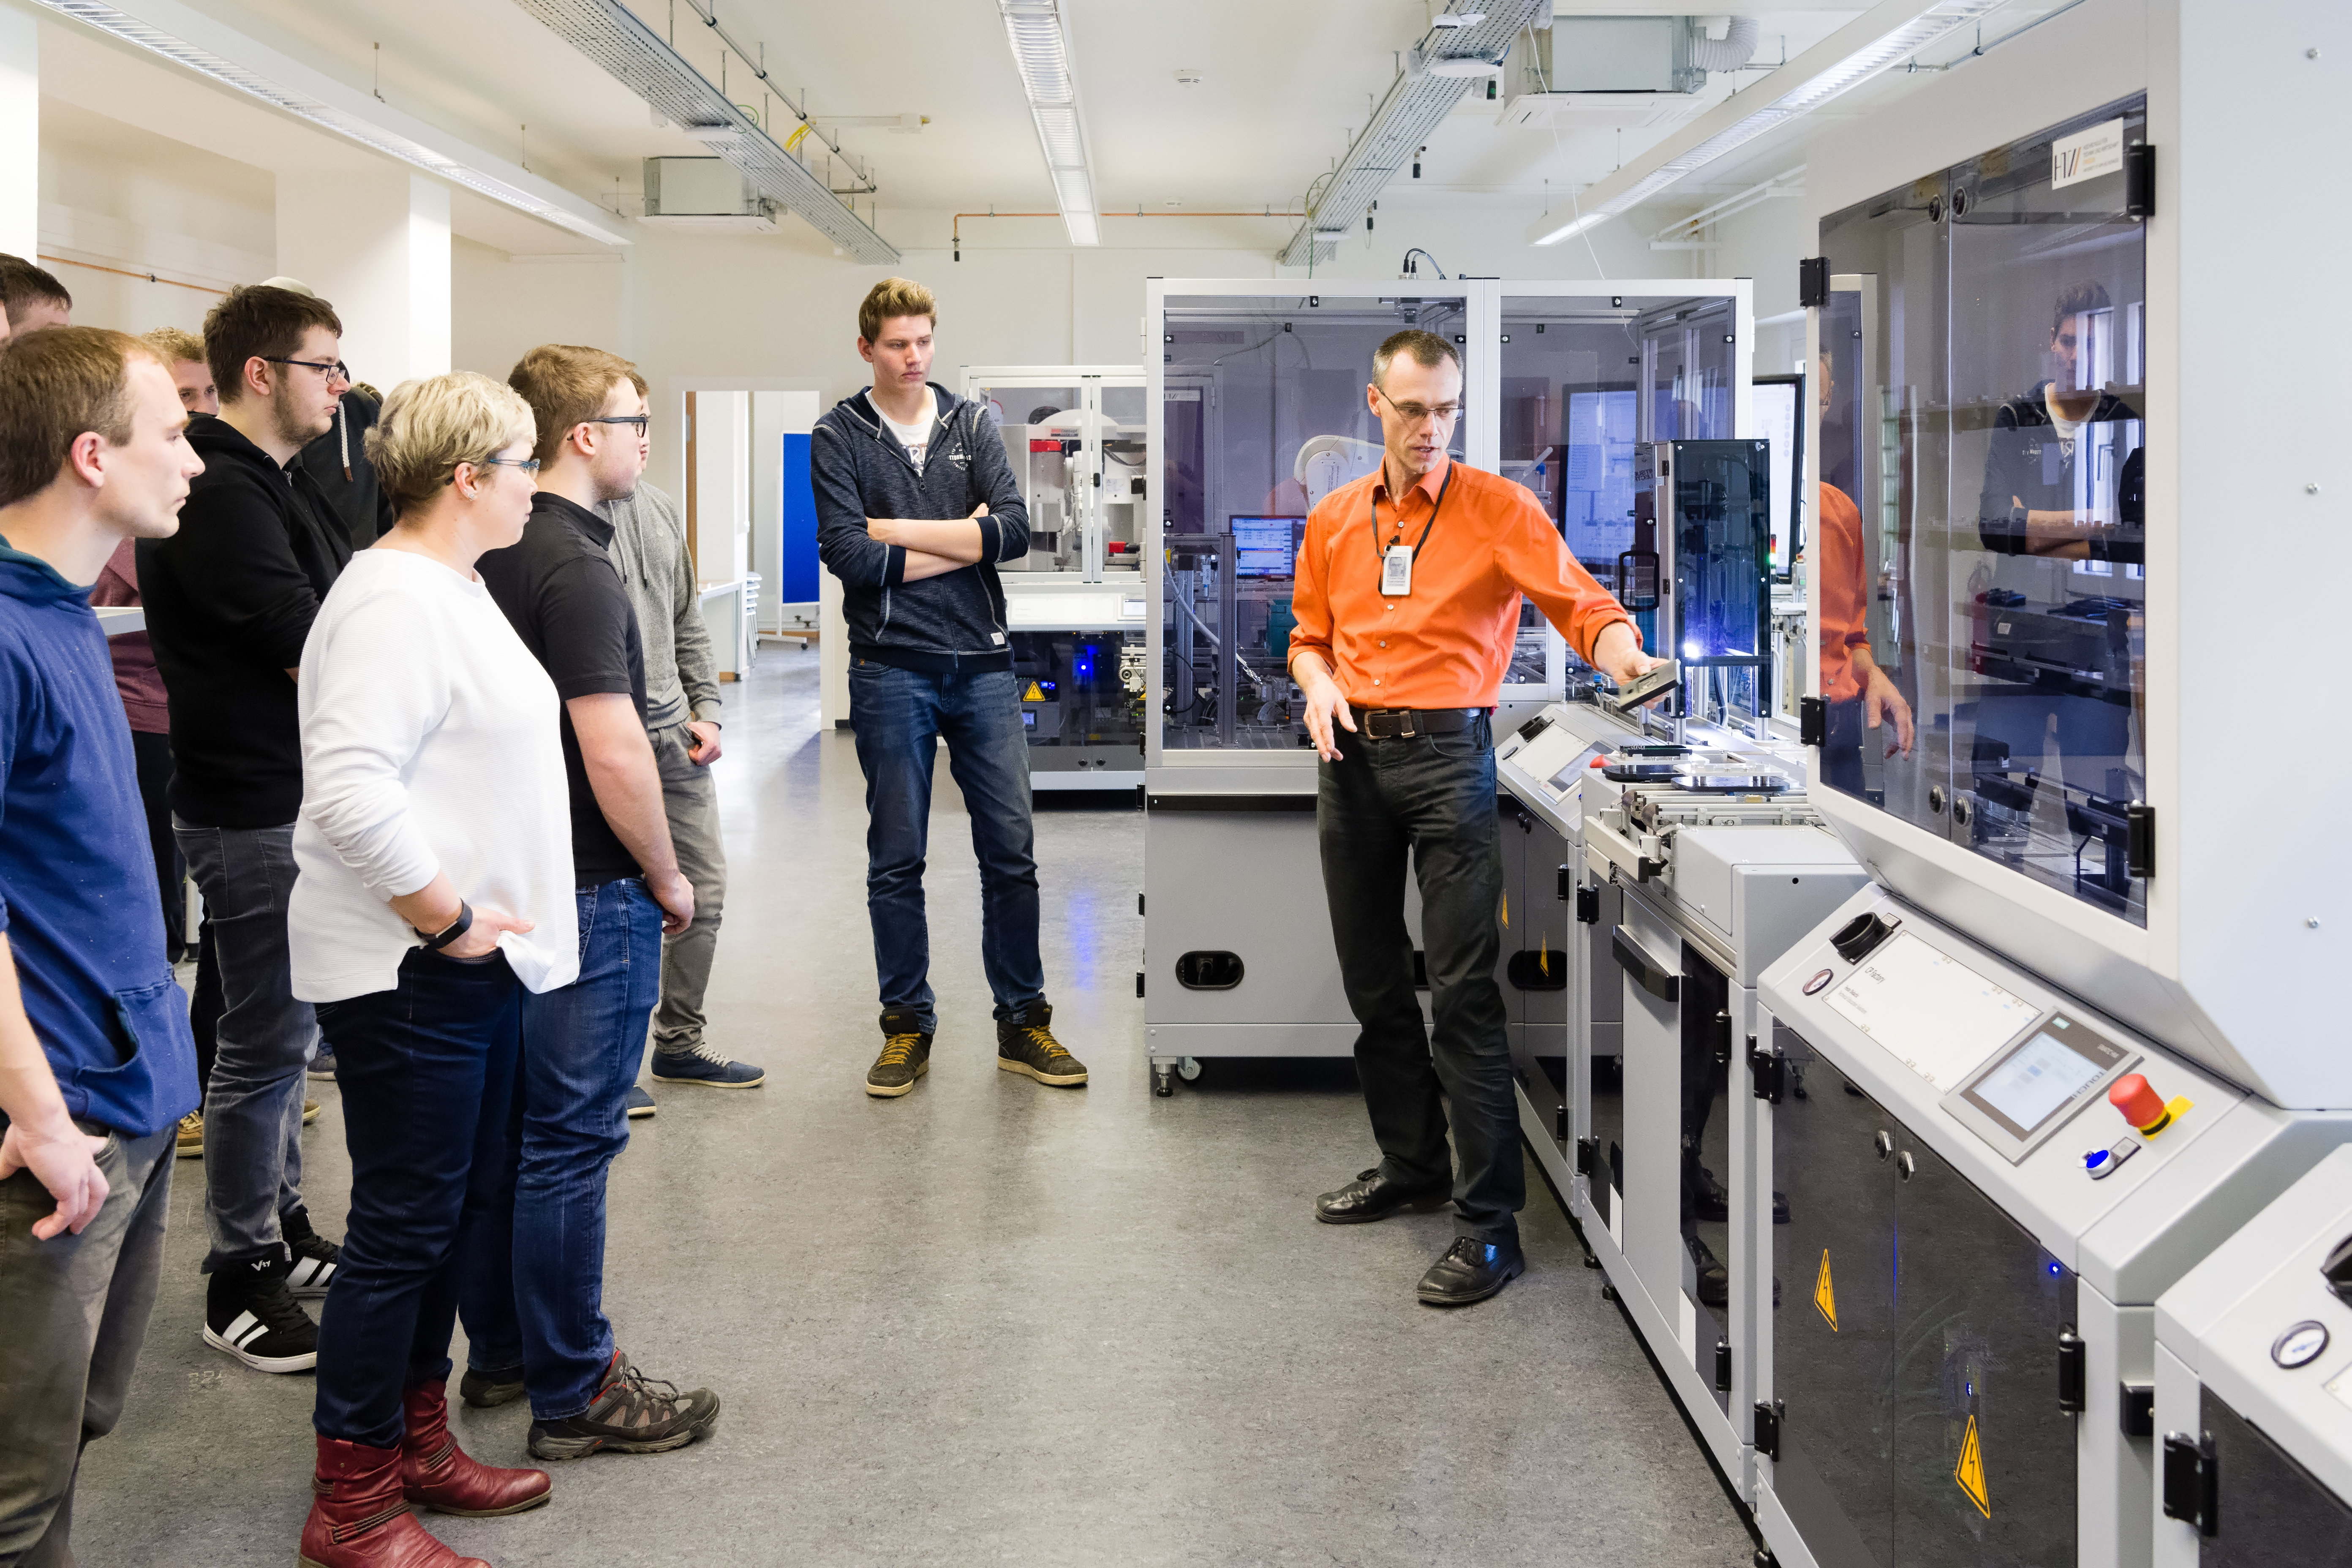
[290,547,580,1002]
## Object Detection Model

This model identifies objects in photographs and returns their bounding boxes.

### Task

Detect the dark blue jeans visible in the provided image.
[847,658,1045,1033]
[312,950,520,1448]
[459,878,661,1421]
[1317,720,1523,1248]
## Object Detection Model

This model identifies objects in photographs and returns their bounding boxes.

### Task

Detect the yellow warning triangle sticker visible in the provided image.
[1499,890,1510,929]
[1538,931,1550,978]
[1023,681,1045,701]
[1813,1249,1838,1331]
[1955,1413,1991,1518]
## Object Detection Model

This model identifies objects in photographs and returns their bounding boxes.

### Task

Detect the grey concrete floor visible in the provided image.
[74,649,1756,1568]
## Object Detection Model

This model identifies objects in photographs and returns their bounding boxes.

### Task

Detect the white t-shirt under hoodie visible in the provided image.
[290,547,580,1002]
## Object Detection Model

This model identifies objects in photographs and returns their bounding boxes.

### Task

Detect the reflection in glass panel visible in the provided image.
[1818,95,2149,925]
[1099,384,1147,570]
[1160,294,1464,750]
[974,383,1083,573]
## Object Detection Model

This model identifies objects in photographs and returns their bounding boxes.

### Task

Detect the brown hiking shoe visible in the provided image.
[526,1351,719,1460]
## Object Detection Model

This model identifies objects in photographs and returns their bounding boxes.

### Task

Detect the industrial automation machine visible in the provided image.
[961,366,1149,792]
[2152,1145,2352,1565]
[1140,278,1757,1093]
[1740,7,2352,1565]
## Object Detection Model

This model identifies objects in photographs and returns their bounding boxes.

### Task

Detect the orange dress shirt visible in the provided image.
[1816,482,1869,705]
[1287,457,1636,710]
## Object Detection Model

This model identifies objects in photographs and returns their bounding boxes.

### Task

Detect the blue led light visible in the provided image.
[2048,1261,2063,1277]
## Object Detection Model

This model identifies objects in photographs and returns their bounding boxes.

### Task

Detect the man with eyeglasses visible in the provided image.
[140,283,353,1374]
[461,344,721,1462]
[1289,329,1659,1307]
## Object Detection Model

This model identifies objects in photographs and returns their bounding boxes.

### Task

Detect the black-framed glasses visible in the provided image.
[444,455,540,485]
[583,416,650,436]
[1374,386,1464,425]
[264,356,352,384]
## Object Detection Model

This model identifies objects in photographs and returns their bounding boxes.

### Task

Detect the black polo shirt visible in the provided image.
[478,491,648,887]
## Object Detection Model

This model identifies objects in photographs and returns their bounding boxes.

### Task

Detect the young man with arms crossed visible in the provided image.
[1291,329,1658,1306]
[0,326,205,1564]
[812,277,1087,1098]
[464,345,720,1459]
[140,284,351,1372]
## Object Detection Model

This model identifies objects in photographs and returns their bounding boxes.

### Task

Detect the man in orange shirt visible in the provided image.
[1289,329,1657,1306]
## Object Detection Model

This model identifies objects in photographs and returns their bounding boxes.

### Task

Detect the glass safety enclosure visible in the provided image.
[1813,95,2149,925]
[962,367,1146,580]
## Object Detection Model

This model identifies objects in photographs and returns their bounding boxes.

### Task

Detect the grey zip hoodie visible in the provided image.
[812,383,1029,672]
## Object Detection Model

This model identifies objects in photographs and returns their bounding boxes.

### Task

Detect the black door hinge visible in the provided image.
[1798,256,1829,309]
[1575,884,1600,925]
[1574,1136,1596,1177]
[1554,1102,1568,1143]
[1799,695,1826,747]
[1138,893,1146,917]
[2161,1430,2217,1535]
[2058,1328,2087,1412]
[2127,803,2155,878]
[2125,142,2156,219]
[1712,1009,1735,1070]
[1753,1401,1782,1460]
[1715,1339,1733,1393]
[1135,971,1145,998]
[1750,1037,1783,1103]
[2121,1382,2154,1438]
[1557,864,1571,902]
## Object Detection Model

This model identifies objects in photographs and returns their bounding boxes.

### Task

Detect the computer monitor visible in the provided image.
[1231,516,1305,577]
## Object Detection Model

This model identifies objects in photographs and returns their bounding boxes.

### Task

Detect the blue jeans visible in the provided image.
[459,878,660,1421]
[847,659,1045,1033]
[1317,720,1523,1247]
[312,951,520,1448]
[174,817,316,1270]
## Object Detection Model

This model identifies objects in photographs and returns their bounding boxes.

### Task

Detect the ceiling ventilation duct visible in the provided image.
[1498,15,1758,132]
[1281,0,1545,266]
[506,0,898,263]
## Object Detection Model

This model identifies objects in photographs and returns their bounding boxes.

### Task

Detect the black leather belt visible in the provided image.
[1359,707,1489,740]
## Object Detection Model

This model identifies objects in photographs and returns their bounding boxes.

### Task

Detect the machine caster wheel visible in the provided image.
[1600,1281,1618,1302]
[1582,1250,1600,1270]
[1152,1066,1175,1097]
[1177,1056,1202,1082]
[1755,1551,1780,1568]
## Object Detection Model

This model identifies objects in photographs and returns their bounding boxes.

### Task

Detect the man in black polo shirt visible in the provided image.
[464,346,720,1462]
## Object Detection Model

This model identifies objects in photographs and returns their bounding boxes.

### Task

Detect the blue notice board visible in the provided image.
[779,431,818,602]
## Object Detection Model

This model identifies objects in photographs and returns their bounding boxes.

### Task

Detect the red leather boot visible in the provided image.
[299,1435,490,1568]
[402,1380,553,1517]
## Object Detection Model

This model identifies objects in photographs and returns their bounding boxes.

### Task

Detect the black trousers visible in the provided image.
[1316,719,1522,1246]
[128,730,182,961]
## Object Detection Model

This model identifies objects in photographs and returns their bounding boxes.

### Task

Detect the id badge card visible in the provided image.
[1381,544,1414,596]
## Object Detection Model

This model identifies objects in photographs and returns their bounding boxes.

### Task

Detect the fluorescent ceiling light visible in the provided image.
[30,0,630,247]
[1527,0,2007,248]
[996,0,1100,247]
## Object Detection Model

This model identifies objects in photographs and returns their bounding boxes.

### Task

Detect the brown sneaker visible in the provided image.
[526,1352,719,1460]
[866,1009,931,1098]
[176,1110,204,1159]
[996,1001,1088,1088]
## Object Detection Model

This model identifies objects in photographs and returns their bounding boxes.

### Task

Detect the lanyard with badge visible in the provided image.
[1372,464,1453,596]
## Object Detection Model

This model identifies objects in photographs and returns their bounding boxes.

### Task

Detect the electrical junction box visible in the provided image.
[641,157,776,232]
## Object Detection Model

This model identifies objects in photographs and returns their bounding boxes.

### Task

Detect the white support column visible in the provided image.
[0,9,36,263]
[274,169,449,390]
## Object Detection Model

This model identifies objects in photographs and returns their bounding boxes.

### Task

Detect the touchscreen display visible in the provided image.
[1960,1014,2130,1141]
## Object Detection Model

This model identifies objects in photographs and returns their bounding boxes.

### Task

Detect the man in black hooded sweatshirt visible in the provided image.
[140,283,350,1377]
[813,276,1089,1100]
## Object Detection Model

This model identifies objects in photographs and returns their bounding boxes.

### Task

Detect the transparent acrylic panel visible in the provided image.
[1160,294,1464,750]
[1666,440,1772,727]
[1098,383,1148,570]
[975,382,1084,573]
[1012,630,1146,768]
[1821,96,2148,924]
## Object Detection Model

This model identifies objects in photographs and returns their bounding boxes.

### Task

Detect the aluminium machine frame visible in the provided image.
[1141,277,1754,1095]
[1748,7,2352,1568]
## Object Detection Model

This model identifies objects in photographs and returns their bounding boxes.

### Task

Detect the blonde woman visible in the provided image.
[286,372,577,1568]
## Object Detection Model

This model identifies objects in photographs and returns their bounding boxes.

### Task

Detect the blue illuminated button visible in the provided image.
[2085,1135,2140,1180]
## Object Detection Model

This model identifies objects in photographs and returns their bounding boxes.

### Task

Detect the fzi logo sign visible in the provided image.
[2051,119,2127,191]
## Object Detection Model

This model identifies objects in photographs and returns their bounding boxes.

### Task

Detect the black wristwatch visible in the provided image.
[419,901,474,952]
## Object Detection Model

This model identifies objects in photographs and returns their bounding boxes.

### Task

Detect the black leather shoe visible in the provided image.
[1315,1167,1450,1225]
[1417,1237,1525,1306]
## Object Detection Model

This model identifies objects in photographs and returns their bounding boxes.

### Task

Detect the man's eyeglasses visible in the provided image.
[264,356,352,384]
[1374,386,1464,425]
[583,416,651,437]
[445,455,541,485]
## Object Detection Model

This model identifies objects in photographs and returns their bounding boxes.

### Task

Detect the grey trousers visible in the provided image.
[175,819,315,1269]
[649,721,727,1056]
[0,1124,174,1568]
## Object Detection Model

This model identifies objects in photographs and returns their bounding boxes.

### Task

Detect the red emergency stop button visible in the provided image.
[2110,1073,2174,1135]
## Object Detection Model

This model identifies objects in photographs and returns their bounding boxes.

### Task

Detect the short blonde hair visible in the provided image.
[140,327,206,367]
[509,344,637,468]
[858,277,936,344]
[366,371,536,516]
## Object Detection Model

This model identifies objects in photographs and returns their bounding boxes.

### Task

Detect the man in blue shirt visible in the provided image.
[0,326,204,1562]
